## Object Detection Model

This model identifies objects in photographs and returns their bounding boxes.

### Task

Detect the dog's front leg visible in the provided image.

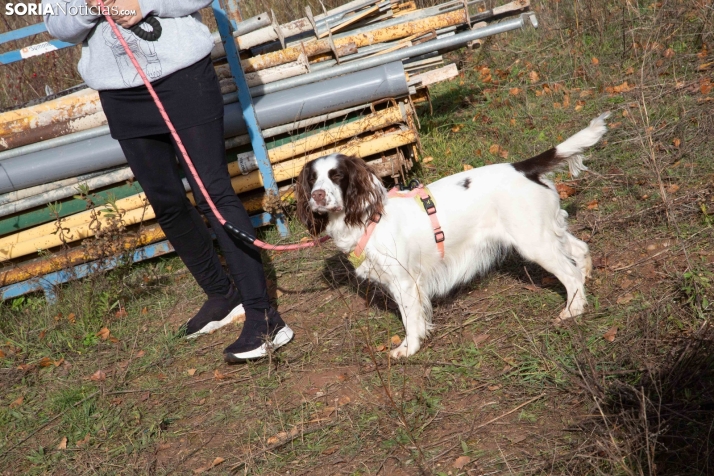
[387,278,429,359]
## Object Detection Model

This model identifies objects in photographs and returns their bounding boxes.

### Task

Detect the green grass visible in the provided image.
[2,0,714,473]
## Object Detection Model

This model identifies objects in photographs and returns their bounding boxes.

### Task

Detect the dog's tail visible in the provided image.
[512,112,610,181]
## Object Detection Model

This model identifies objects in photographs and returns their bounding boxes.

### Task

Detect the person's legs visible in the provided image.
[170,119,293,360]
[171,119,272,310]
[118,135,243,337]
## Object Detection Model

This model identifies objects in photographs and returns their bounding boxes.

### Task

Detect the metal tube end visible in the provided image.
[523,12,538,29]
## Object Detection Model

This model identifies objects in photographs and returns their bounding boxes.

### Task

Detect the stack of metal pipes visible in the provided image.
[0,0,535,289]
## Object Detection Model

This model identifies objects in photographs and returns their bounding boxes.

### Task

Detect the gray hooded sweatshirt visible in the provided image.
[43,0,215,90]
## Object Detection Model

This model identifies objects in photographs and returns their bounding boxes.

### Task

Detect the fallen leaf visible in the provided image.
[17,363,35,372]
[667,184,680,194]
[337,395,351,405]
[110,397,122,406]
[96,327,110,340]
[322,446,339,455]
[472,334,489,347]
[603,326,618,342]
[553,102,562,109]
[591,57,599,65]
[89,369,106,381]
[54,357,65,367]
[606,81,633,94]
[663,48,675,58]
[376,344,386,352]
[579,89,594,98]
[701,79,712,95]
[499,148,509,159]
[673,138,681,148]
[463,164,474,171]
[556,183,576,199]
[422,156,434,164]
[67,313,76,324]
[390,335,402,346]
[0,350,5,359]
[115,308,128,318]
[509,87,521,95]
[9,396,24,408]
[453,455,471,469]
[562,95,571,108]
[625,66,634,75]
[76,433,90,448]
[529,70,540,83]
[57,437,68,450]
[38,357,53,368]
[266,435,280,445]
[488,384,501,391]
[698,62,713,71]
[187,368,197,376]
[141,307,148,315]
[617,293,634,305]
[451,124,464,133]
[136,350,145,358]
[586,199,599,210]
[38,330,46,340]
[489,144,500,155]
[213,369,229,380]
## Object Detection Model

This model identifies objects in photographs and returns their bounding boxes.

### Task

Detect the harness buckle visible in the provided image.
[434,230,445,243]
[421,196,437,215]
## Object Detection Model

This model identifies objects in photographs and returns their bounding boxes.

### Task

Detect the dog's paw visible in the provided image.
[390,344,410,359]
[389,339,420,359]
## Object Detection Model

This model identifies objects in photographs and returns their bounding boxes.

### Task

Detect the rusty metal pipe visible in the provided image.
[240,9,468,73]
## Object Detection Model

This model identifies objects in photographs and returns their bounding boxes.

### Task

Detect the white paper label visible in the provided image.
[20,42,58,59]
[237,152,258,175]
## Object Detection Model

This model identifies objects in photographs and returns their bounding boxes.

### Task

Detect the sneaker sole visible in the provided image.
[184,304,245,340]
[223,325,294,363]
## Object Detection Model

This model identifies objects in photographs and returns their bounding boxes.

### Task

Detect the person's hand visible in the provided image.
[111,0,143,28]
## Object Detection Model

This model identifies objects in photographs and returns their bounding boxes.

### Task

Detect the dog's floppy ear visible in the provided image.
[295,162,328,236]
[341,155,384,228]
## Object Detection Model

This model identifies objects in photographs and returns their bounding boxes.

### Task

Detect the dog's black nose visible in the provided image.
[311,189,326,206]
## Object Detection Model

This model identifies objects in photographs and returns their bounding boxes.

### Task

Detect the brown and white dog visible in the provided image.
[296,113,610,358]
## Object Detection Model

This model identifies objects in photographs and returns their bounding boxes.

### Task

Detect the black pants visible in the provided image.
[118,118,270,310]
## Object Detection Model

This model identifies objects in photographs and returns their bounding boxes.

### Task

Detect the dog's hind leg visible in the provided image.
[386,275,431,359]
[515,236,587,322]
[565,232,592,279]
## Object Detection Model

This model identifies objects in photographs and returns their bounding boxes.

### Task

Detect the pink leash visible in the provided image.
[97,1,328,251]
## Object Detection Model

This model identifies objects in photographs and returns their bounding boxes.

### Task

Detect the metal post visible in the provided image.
[212,0,289,237]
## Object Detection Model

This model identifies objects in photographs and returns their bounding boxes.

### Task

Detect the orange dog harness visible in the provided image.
[349,184,445,267]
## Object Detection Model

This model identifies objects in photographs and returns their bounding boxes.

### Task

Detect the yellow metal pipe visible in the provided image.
[0,193,151,248]
[0,223,166,286]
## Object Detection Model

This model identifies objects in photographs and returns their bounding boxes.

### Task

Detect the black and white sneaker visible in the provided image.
[181,287,245,339]
[223,308,293,363]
